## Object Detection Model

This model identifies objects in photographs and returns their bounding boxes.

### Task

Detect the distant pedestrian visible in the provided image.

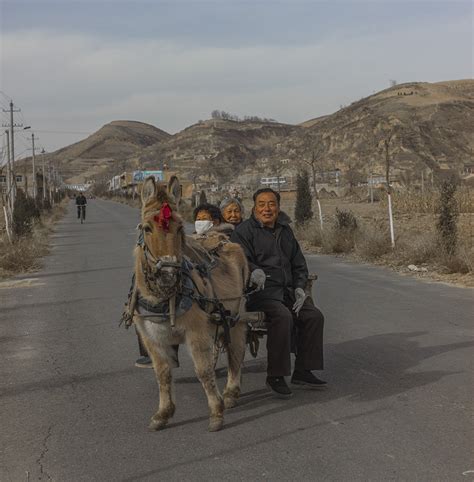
[75,193,87,219]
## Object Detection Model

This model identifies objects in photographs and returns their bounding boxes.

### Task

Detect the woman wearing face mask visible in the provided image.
[193,203,222,235]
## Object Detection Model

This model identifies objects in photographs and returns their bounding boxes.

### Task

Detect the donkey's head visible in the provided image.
[138,176,185,294]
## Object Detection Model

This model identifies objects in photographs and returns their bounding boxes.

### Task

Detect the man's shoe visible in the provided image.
[135,356,153,368]
[266,376,293,399]
[291,370,327,388]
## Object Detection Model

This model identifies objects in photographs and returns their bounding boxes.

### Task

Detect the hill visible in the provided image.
[36,79,473,185]
[135,118,300,184]
[288,79,474,180]
[49,120,170,182]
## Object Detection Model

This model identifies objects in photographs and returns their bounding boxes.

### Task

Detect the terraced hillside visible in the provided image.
[27,79,473,184]
[289,80,474,178]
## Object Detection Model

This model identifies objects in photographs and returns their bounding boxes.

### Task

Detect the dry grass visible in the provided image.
[0,201,66,279]
[293,222,324,247]
[355,221,392,260]
[381,186,473,215]
[290,189,474,285]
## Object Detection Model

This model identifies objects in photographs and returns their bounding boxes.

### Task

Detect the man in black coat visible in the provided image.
[230,188,326,398]
[75,193,87,219]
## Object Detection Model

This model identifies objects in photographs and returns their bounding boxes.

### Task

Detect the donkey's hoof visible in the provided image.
[208,417,223,432]
[224,396,237,409]
[148,418,168,431]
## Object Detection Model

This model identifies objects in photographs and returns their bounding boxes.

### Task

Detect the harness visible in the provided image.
[136,259,194,318]
[120,224,243,345]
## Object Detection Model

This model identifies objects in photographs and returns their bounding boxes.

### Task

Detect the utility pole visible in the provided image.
[41,149,46,200]
[2,101,22,194]
[48,159,53,204]
[31,133,38,198]
[2,102,21,165]
[5,130,12,211]
[2,131,13,242]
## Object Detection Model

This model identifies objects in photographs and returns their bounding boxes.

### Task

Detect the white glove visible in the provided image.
[249,269,266,291]
[292,287,307,315]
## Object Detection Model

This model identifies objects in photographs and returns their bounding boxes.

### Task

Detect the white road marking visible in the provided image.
[0,278,44,289]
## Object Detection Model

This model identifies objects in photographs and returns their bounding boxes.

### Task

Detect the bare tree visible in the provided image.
[345,163,365,191]
[271,159,285,193]
[301,143,327,230]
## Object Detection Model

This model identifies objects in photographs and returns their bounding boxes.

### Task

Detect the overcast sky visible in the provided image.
[1,0,472,156]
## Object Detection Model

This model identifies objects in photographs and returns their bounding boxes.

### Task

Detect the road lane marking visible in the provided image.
[0,278,44,289]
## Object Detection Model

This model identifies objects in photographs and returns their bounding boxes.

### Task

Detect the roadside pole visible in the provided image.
[5,130,12,213]
[31,133,37,198]
[384,137,396,248]
[41,149,46,200]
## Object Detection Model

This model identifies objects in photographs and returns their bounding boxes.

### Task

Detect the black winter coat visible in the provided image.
[75,195,87,206]
[230,213,308,302]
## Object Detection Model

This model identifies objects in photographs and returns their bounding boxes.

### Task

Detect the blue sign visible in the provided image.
[133,170,163,183]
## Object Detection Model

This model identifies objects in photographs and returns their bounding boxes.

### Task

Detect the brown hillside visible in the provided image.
[38,79,473,185]
[51,120,170,182]
[288,80,474,178]
[136,119,300,184]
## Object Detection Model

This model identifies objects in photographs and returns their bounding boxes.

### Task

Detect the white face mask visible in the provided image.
[195,220,214,235]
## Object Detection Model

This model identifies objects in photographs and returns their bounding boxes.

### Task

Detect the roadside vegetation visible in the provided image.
[93,174,473,286]
[292,180,474,286]
[0,194,66,279]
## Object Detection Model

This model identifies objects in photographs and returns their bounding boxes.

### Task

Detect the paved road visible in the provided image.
[1,199,473,481]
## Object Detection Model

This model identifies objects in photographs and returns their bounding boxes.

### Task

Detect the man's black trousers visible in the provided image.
[247,297,324,377]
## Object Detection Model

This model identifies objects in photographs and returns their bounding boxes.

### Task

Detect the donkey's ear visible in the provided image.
[141,176,156,204]
[167,175,181,208]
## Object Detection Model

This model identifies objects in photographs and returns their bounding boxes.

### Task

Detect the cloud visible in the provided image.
[1,11,471,151]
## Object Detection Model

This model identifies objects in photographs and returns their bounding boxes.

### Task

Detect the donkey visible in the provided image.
[133,177,249,432]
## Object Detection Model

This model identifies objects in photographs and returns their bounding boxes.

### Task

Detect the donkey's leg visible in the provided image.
[223,321,247,409]
[187,331,224,432]
[145,341,176,431]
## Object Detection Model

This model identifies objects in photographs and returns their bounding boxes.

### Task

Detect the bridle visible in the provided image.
[137,210,183,299]
[127,206,254,337]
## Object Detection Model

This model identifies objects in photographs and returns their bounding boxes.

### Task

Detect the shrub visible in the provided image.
[12,190,41,237]
[355,222,391,260]
[438,254,470,274]
[395,233,439,265]
[294,169,313,225]
[294,220,323,247]
[335,208,358,231]
[322,209,359,254]
[436,179,458,255]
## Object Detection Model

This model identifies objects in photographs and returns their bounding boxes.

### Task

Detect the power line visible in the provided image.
[31,129,92,135]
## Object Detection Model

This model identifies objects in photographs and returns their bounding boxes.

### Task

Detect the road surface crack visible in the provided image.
[36,424,53,481]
